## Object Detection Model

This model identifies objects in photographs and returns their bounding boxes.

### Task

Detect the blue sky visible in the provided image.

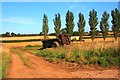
[1,2,119,34]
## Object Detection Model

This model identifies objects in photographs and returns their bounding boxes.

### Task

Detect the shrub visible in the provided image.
[98,57,109,67]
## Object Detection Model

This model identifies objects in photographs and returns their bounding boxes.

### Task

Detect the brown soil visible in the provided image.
[6,50,119,78]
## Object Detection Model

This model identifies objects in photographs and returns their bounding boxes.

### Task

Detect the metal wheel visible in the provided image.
[52,41,60,48]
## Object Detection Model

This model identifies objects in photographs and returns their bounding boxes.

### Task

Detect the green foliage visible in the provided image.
[1,33,41,37]
[24,45,42,50]
[98,48,119,66]
[61,28,67,34]
[11,32,16,36]
[42,14,49,40]
[66,50,80,63]
[98,57,110,67]
[100,11,109,41]
[2,32,11,37]
[37,49,66,62]
[72,31,79,36]
[111,8,119,40]
[89,9,98,42]
[95,30,100,36]
[65,10,75,36]
[77,12,86,41]
[53,13,61,37]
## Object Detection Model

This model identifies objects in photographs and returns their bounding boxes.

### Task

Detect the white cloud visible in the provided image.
[66,3,87,11]
[67,3,79,10]
[0,17,36,25]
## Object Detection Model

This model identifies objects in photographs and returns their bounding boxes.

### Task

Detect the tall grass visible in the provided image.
[65,48,119,67]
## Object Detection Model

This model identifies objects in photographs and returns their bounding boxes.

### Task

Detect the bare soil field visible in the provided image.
[1,37,120,78]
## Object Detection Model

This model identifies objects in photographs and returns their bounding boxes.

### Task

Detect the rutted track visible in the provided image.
[6,47,119,78]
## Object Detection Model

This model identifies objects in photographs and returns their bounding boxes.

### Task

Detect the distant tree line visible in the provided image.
[1,32,40,37]
[42,8,120,41]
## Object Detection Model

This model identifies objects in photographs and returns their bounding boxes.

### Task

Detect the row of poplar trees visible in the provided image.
[42,8,120,42]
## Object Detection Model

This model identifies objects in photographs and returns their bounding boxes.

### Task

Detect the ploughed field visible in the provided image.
[1,36,120,78]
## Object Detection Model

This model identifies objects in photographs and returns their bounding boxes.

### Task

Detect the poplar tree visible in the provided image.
[100,11,109,41]
[111,8,119,41]
[65,10,74,36]
[77,12,85,41]
[42,14,49,40]
[53,13,61,37]
[89,9,98,42]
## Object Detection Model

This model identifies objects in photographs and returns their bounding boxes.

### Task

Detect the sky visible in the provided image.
[1,2,119,34]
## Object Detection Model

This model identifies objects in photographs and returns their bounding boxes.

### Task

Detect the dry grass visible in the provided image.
[1,41,43,60]
[84,37,116,42]
[71,41,118,51]
[71,36,116,42]
[2,41,42,49]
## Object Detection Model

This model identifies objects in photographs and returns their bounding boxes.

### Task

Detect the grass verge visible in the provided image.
[2,52,11,78]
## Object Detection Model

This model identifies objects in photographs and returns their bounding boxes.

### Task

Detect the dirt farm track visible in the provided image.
[1,36,120,78]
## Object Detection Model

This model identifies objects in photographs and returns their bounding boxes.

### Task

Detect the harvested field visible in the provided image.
[1,37,120,78]
[0,36,56,41]
[84,37,116,42]
[2,41,42,49]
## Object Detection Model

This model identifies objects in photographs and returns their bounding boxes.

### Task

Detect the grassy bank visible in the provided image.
[23,43,120,67]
